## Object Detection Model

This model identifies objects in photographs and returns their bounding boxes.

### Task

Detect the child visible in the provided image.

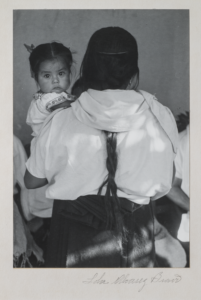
[23,42,76,220]
[25,42,76,137]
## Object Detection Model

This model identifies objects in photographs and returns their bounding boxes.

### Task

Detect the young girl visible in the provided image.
[24,42,76,221]
[25,27,178,268]
[25,42,76,137]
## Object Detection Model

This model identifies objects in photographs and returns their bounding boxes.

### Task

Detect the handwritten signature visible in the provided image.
[83,272,182,292]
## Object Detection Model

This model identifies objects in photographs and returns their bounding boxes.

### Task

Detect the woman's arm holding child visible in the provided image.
[24,169,48,189]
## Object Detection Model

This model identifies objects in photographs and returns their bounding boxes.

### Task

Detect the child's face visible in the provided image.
[37,58,70,93]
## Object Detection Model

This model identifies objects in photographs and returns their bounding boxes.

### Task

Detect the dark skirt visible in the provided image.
[46,195,155,268]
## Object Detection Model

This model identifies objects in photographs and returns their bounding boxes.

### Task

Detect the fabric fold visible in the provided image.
[58,195,142,230]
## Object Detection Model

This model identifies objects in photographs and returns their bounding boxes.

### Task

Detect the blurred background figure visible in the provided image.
[13,135,45,267]
[156,112,189,267]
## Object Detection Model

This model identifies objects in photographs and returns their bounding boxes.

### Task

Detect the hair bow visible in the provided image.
[24,44,35,53]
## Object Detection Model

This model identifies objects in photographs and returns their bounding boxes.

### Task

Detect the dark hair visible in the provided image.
[28,42,73,82]
[176,111,189,133]
[71,77,84,98]
[98,131,126,249]
[80,27,140,249]
[80,27,139,91]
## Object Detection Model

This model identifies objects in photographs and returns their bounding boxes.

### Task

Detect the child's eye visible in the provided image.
[59,71,65,76]
[44,74,50,78]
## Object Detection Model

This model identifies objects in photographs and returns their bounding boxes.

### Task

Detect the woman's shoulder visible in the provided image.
[43,107,73,127]
[35,107,73,143]
[139,90,178,154]
[139,90,172,112]
[139,90,175,120]
[138,90,158,102]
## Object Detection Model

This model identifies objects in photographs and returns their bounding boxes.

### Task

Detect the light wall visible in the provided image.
[13,10,189,145]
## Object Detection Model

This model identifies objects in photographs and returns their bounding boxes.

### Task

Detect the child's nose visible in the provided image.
[52,76,59,83]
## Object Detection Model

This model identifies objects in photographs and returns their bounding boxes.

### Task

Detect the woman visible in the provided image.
[24,27,178,268]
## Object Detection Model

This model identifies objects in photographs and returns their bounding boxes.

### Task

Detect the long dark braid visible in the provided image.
[79,27,140,250]
[98,131,125,249]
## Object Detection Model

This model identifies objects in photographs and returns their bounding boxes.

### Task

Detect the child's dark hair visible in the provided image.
[80,27,140,250]
[27,42,73,81]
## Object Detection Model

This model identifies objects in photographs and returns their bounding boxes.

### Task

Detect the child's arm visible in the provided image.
[46,92,76,111]
[26,97,49,137]
[26,92,76,136]
[50,99,75,111]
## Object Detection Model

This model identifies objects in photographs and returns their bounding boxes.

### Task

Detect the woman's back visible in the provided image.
[27,89,177,203]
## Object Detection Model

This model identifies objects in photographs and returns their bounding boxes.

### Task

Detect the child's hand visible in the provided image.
[50,100,74,111]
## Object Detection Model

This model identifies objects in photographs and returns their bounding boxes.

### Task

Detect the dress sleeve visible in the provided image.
[26,98,50,136]
[25,120,51,179]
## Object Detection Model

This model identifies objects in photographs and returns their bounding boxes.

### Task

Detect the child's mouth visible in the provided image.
[52,88,63,93]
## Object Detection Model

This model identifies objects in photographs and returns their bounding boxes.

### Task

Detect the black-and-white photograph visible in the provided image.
[13,9,189,269]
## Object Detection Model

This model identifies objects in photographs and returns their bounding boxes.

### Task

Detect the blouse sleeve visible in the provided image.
[25,120,51,179]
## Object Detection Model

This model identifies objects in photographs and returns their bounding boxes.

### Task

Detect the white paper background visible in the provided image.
[1,0,201,299]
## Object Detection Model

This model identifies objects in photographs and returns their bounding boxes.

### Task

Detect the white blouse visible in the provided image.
[26,89,178,205]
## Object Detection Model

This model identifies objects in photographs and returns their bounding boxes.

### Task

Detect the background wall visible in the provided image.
[13,10,189,145]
